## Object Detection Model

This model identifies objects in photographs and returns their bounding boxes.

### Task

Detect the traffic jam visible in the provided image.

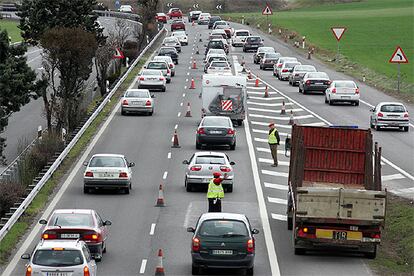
[17,6,409,276]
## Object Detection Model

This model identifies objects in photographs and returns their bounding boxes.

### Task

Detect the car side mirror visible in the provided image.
[128,162,135,167]
[230,161,235,165]
[182,160,189,164]
[143,66,147,69]
[83,161,88,166]
[151,94,155,98]
[251,228,259,235]
[21,253,31,260]
[39,219,47,225]
[187,227,195,233]
[103,220,112,226]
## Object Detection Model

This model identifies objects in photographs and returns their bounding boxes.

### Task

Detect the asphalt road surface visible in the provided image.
[2,18,413,276]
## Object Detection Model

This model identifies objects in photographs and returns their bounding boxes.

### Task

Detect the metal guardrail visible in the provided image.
[0,27,166,242]
[93,10,141,23]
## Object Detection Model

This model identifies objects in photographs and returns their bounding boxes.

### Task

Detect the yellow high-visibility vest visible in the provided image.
[207,180,224,199]
[268,128,279,144]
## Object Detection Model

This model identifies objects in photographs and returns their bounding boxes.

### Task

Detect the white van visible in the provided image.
[231,29,250,47]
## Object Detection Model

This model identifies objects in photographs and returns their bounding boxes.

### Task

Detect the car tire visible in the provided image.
[225,185,233,193]
[355,101,360,106]
[287,216,293,230]
[294,247,306,255]
[192,264,200,275]
[273,71,276,76]
[404,126,409,132]
[124,187,130,194]
[102,243,107,253]
[370,121,374,128]
[167,78,171,84]
[246,267,254,275]
[328,98,333,105]
[324,96,328,103]
[186,182,192,192]
[375,125,381,131]
[196,141,202,150]
[149,110,153,116]
[303,88,307,94]
[289,79,292,85]
[171,72,175,77]
[162,86,166,92]
[95,255,102,262]
[237,119,243,126]
[83,187,89,194]
[121,109,126,116]
[229,142,236,150]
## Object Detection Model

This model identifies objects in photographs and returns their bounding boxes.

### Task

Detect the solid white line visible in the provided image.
[253,129,288,136]
[139,259,147,274]
[392,187,414,194]
[251,121,291,129]
[244,119,280,275]
[381,173,405,182]
[149,223,156,235]
[271,213,287,221]
[250,113,314,121]
[163,171,168,179]
[178,112,181,117]
[268,197,287,205]
[182,93,186,97]
[264,182,288,191]
[167,152,171,159]
[248,107,303,114]
[248,96,285,101]
[247,101,293,107]
[174,124,178,130]
[258,157,289,166]
[381,156,414,181]
[262,170,289,178]
[246,86,266,90]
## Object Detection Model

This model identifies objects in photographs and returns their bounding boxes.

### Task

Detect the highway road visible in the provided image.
[2,18,413,276]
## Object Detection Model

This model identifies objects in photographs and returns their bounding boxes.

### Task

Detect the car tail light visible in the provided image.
[326,80,331,85]
[297,227,316,239]
[355,88,360,94]
[190,166,202,171]
[26,266,32,276]
[404,113,409,118]
[192,237,200,252]
[378,112,384,117]
[139,76,145,80]
[278,64,282,67]
[85,171,94,177]
[84,266,90,276]
[282,69,288,72]
[371,233,381,239]
[227,129,235,135]
[119,172,128,178]
[84,232,101,242]
[197,128,205,134]
[169,64,173,68]
[145,100,151,106]
[247,239,255,253]
[167,68,170,74]
[159,77,165,81]
[42,231,57,239]
[305,80,311,85]
[331,88,336,93]
[220,166,231,172]
[122,99,128,106]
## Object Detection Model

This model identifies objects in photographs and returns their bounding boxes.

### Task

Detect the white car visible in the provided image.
[83,154,135,194]
[205,49,226,61]
[210,29,227,39]
[198,13,211,25]
[153,55,175,76]
[273,57,298,78]
[232,29,250,47]
[21,240,97,276]
[279,61,301,81]
[206,61,232,75]
[121,89,155,116]
[171,30,188,45]
[162,36,181,52]
[146,60,171,83]
[204,54,228,73]
[325,80,360,106]
[119,5,133,13]
[370,102,409,131]
[137,69,167,91]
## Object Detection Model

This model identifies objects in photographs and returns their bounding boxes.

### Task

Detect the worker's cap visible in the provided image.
[268,122,275,127]
[213,172,221,178]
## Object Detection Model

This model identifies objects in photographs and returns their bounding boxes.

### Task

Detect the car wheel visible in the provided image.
[273,71,276,76]
[324,95,328,103]
[289,79,292,85]
[364,245,377,259]
[167,79,171,84]
[95,255,102,262]
[246,267,254,275]
[355,101,360,106]
[328,98,333,105]
[287,216,293,230]
[121,109,126,116]
[149,110,153,116]
[83,187,89,194]
[229,142,236,150]
[303,88,306,94]
[196,141,202,150]
[404,126,409,132]
[102,243,107,253]
[370,121,374,128]
[298,86,302,93]
[294,247,306,255]
[186,182,192,192]
[162,86,166,92]
[171,72,175,77]
[124,187,130,194]
[192,264,200,275]
[237,119,243,126]
[375,124,381,131]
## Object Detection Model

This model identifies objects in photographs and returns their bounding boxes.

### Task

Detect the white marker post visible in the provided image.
[331,27,347,62]
[389,46,409,93]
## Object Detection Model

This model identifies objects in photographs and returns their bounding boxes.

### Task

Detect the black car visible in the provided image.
[243,36,264,52]
[299,72,331,94]
[208,16,222,29]
[187,213,259,275]
[196,116,236,150]
[158,47,179,65]
[189,11,202,22]
[204,39,225,56]
[253,46,275,64]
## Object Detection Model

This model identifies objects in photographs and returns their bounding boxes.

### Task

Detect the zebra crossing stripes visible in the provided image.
[248,96,285,101]
[249,113,314,121]
[264,182,288,191]
[268,197,287,205]
[247,101,293,107]
[257,147,285,155]
[271,213,287,221]
[258,158,289,166]
[381,173,405,182]
[248,107,303,114]
[251,121,291,129]
[261,170,289,178]
[252,129,289,136]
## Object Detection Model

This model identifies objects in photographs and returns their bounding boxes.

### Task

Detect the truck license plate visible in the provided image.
[333,231,347,240]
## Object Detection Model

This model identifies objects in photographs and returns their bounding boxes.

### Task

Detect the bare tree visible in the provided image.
[95,38,116,96]
[137,0,159,51]
[108,18,132,50]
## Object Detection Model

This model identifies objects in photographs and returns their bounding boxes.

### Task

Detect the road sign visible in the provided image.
[221,100,233,111]
[389,46,408,63]
[262,4,273,15]
[167,3,173,8]
[193,3,199,9]
[331,27,347,41]
[113,48,124,59]
[216,4,222,10]
[114,0,120,9]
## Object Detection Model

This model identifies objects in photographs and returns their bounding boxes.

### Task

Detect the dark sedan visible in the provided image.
[187,213,259,275]
[158,47,179,65]
[196,116,236,150]
[299,72,331,94]
[208,16,222,29]
[243,36,264,52]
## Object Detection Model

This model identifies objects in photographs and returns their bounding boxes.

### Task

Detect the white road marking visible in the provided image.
[381,173,405,182]
[167,152,171,159]
[25,48,42,55]
[183,202,194,227]
[139,259,147,274]
[177,112,181,117]
[251,121,291,129]
[262,170,289,178]
[182,93,186,97]
[149,223,156,235]
[163,171,168,180]
[303,122,326,126]
[184,86,187,89]
[247,101,293,107]
[250,113,314,121]
[185,78,188,82]
[188,66,191,69]
[244,120,281,275]
[248,107,303,114]
[246,86,266,90]
[258,157,289,166]
[180,102,183,106]
[255,138,286,146]
[247,91,278,95]
[248,96,285,101]
[271,213,287,221]
[174,124,178,130]
[264,182,288,191]
[252,129,288,136]
[268,197,287,205]
[391,187,414,194]
[187,72,190,75]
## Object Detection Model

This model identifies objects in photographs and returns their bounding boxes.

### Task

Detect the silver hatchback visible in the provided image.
[183,151,235,192]
[370,102,409,131]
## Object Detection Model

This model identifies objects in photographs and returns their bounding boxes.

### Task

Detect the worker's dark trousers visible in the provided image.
[208,198,222,212]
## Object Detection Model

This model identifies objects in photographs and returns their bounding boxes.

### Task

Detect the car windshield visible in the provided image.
[164,38,176,43]
[49,213,94,227]
[285,63,300,68]
[125,90,149,98]
[198,220,248,237]
[195,156,225,165]
[154,57,170,63]
[211,16,221,21]
[209,57,226,62]
[236,31,249,36]
[202,117,231,127]
[33,249,83,267]
[335,81,356,88]
[89,156,126,167]
[296,65,316,72]
[380,104,405,112]
[148,62,167,69]
[248,37,261,42]
[209,41,223,48]
[307,72,328,79]
[265,53,280,59]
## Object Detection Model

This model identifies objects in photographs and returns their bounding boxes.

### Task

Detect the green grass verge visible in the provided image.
[370,194,414,275]
[0,19,21,43]
[222,0,414,100]
[0,35,164,264]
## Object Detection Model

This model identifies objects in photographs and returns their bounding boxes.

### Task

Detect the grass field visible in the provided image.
[223,0,413,96]
[0,19,21,43]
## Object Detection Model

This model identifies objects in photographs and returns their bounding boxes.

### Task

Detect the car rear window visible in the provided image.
[285,63,300,68]
[202,117,231,127]
[125,90,149,98]
[307,72,328,79]
[236,31,249,36]
[210,62,228,67]
[89,156,126,167]
[33,249,84,267]
[247,37,261,42]
[265,53,280,59]
[209,41,224,47]
[335,81,356,88]
[164,38,176,43]
[148,62,167,69]
[380,104,405,112]
[159,48,176,54]
[209,57,226,63]
[49,213,94,227]
[295,65,316,72]
[195,156,225,165]
[198,220,248,237]
[142,70,162,76]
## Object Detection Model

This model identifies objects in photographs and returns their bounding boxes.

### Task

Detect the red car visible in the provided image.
[171,19,185,31]
[39,209,111,262]
[155,12,167,23]
[168,8,182,19]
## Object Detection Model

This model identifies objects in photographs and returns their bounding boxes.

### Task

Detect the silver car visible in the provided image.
[183,151,235,192]
[260,52,281,70]
[279,61,301,81]
[145,61,171,83]
[370,102,409,131]
[273,57,298,78]
[137,69,167,92]
[153,55,175,76]
[288,65,317,86]
[253,46,275,64]
[162,36,181,52]
[83,154,135,194]
[171,30,188,45]
[121,89,155,116]
[21,240,97,276]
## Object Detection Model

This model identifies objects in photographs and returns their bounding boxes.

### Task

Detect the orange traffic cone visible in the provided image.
[189,78,196,89]
[185,102,192,117]
[264,85,269,98]
[280,101,286,115]
[155,249,165,275]
[192,59,197,69]
[171,130,181,148]
[255,76,259,87]
[289,110,295,125]
[156,184,166,207]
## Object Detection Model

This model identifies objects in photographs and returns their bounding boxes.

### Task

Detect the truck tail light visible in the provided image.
[145,100,151,106]
[197,128,205,134]
[297,227,316,239]
[247,239,255,253]
[85,171,94,177]
[84,266,90,276]
[190,166,202,171]
[192,237,200,252]
[122,99,128,106]
[355,88,360,94]
[378,112,383,117]
[119,172,128,178]
[26,266,32,276]
[220,166,231,172]
[139,76,145,80]
[331,88,336,94]
[42,231,57,239]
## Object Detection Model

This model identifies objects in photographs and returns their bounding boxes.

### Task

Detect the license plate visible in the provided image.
[210,131,222,134]
[131,101,143,105]
[333,231,347,240]
[60,233,80,239]
[212,249,233,255]
[341,96,351,99]
[316,229,362,241]
[315,82,323,85]
[47,273,69,276]
[100,172,115,177]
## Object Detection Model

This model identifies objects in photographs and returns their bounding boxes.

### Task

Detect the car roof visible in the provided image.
[126,88,150,93]
[160,47,176,51]
[194,151,227,157]
[235,29,249,32]
[36,239,85,250]
[157,13,166,16]
[202,116,231,122]
[199,213,248,224]
[378,102,405,106]
[52,209,94,215]
[91,153,125,158]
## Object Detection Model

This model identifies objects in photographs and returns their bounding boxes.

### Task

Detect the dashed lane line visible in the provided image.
[268,197,288,205]
[149,223,156,236]
[139,259,147,274]
[272,213,287,221]
[262,170,289,178]
[264,182,288,191]
[167,152,171,159]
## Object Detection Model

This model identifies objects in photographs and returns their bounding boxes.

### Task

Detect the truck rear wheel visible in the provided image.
[364,245,377,259]
[237,120,243,126]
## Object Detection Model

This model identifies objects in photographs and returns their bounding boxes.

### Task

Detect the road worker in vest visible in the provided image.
[207,172,225,212]
[268,122,281,167]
